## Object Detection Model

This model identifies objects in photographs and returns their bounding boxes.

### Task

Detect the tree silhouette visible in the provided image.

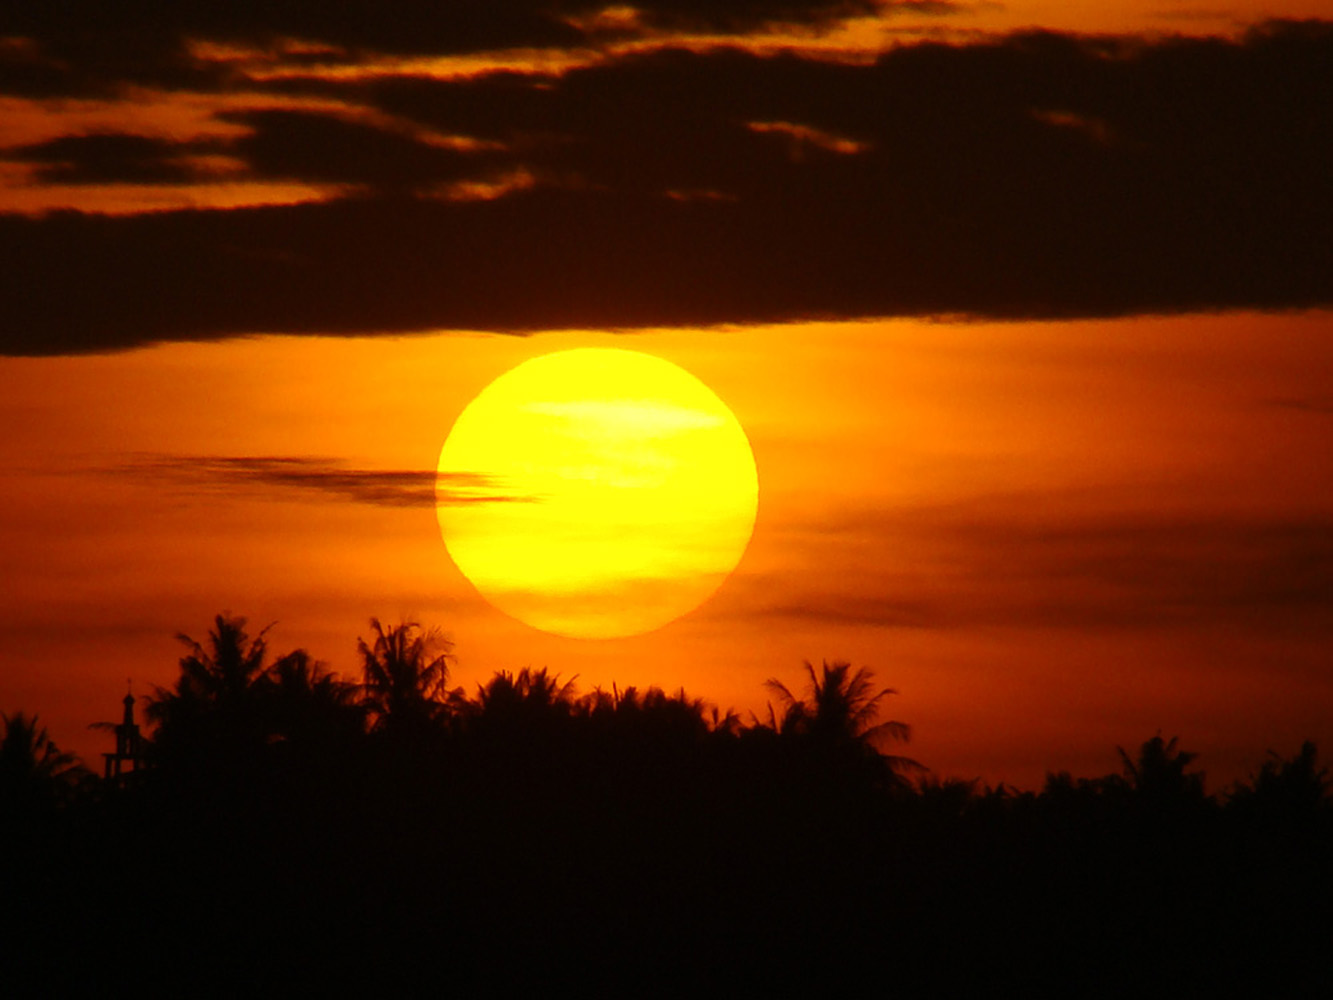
[10,605,1333,993]
[146,614,278,761]
[145,613,328,772]
[265,648,364,749]
[357,618,460,735]
[766,661,911,744]
[1117,733,1206,809]
[764,660,921,788]
[472,668,578,729]
[171,613,275,704]
[582,684,714,743]
[1230,741,1329,824]
[0,711,86,812]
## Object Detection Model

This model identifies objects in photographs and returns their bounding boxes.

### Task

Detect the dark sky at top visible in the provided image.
[1,5,1330,354]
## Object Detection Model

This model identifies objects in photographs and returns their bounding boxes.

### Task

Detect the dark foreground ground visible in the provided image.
[6,727,1330,997]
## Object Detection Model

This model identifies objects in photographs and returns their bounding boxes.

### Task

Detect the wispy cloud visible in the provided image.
[1266,396,1333,416]
[744,500,1333,633]
[119,454,538,508]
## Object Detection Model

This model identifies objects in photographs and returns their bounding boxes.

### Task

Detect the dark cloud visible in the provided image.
[750,505,1333,633]
[2,21,1330,354]
[607,0,882,33]
[7,133,207,185]
[0,4,574,88]
[1,112,502,195]
[0,0,875,92]
[222,110,492,189]
[0,21,229,98]
[120,455,538,508]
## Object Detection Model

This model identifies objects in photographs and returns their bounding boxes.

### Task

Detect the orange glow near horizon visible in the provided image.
[3,313,1332,788]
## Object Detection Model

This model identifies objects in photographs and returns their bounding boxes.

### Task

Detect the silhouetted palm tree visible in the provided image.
[764,661,920,783]
[474,668,578,722]
[175,613,275,704]
[710,705,743,737]
[147,615,274,728]
[0,711,87,811]
[1229,741,1329,822]
[583,684,715,742]
[766,661,910,745]
[266,649,364,748]
[146,613,307,769]
[464,670,581,768]
[357,619,460,734]
[1117,733,1206,811]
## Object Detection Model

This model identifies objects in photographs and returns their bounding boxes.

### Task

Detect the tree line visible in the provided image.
[4,612,1327,811]
[3,613,1329,993]
[4,613,923,806]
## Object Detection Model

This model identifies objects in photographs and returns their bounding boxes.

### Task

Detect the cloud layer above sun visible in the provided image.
[2,5,1330,353]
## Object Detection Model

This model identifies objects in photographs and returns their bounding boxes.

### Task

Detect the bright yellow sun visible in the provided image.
[436,348,758,638]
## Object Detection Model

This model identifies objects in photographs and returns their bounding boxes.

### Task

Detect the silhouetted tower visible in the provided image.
[103,685,145,780]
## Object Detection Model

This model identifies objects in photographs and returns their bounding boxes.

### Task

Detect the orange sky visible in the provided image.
[2,1,1331,788]
[4,312,1332,788]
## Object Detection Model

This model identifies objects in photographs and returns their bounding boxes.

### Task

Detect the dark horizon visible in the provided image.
[6,611,1328,797]
[5,613,1329,992]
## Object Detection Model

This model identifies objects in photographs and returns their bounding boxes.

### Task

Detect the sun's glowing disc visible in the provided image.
[436,348,758,638]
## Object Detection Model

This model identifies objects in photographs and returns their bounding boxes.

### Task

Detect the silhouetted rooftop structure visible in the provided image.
[102,685,144,781]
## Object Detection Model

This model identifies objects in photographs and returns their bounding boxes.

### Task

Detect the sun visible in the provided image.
[436,348,758,638]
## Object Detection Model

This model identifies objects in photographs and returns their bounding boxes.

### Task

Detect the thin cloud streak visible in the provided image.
[743,502,1333,633]
[118,455,539,508]
[1266,396,1333,416]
